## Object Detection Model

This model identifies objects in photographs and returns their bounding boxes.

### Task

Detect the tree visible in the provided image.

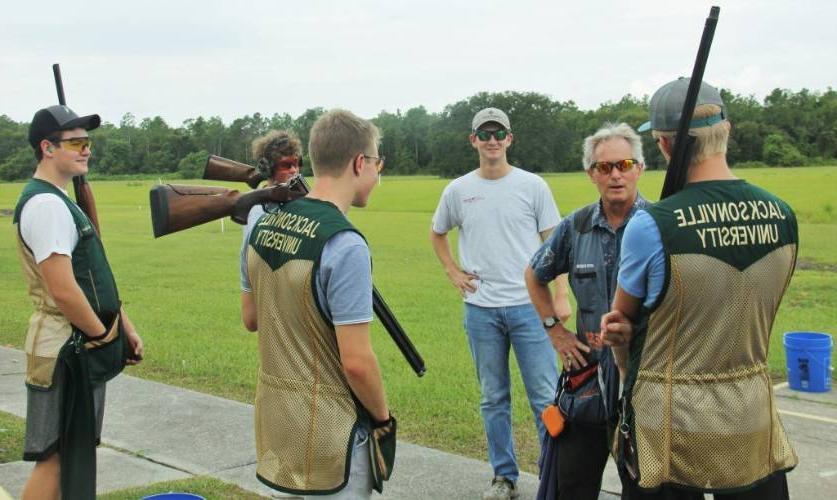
[178,150,210,179]
[0,115,26,163]
[762,133,806,166]
[0,146,36,181]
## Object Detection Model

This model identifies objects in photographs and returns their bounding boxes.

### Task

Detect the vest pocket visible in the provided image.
[80,313,125,384]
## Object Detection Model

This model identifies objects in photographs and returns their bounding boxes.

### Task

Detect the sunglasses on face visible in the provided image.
[474,129,509,142]
[590,159,639,175]
[54,137,92,153]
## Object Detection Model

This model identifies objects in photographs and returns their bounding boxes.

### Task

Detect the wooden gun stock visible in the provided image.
[203,155,267,189]
[149,184,304,238]
[73,176,102,234]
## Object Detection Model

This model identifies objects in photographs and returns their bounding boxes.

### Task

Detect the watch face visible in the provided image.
[543,316,557,328]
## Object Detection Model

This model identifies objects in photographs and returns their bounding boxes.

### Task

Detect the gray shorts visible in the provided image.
[23,363,106,461]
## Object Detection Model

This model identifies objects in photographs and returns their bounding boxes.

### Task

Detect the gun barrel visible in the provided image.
[292,175,426,376]
[660,6,721,199]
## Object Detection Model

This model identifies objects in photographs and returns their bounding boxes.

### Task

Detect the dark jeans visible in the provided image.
[538,420,610,500]
[620,471,790,500]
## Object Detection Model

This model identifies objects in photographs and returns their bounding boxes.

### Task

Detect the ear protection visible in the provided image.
[46,146,54,153]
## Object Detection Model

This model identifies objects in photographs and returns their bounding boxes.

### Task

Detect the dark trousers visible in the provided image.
[620,471,790,500]
[538,420,610,500]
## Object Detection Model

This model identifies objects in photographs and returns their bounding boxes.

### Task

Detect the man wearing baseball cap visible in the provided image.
[14,105,143,499]
[603,78,798,499]
[430,107,567,499]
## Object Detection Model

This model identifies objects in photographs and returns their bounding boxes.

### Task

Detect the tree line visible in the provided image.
[1,87,835,181]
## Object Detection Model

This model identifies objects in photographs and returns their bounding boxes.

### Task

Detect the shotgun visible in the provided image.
[203,154,267,189]
[148,183,305,238]
[201,155,427,377]
[659,6,721,199]
[53,63,102,233]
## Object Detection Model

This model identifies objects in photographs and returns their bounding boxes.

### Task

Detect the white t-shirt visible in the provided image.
[431,167,560,306]
[19,192,78,264]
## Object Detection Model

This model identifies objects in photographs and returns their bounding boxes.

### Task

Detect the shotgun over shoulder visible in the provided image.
[204,155,267,189]
[149,183,304,238]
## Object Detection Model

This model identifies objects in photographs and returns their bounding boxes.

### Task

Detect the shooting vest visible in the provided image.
[568,196,649,420]
[247,197,365,495]
[13,178,121,388]
[624,180,798,492]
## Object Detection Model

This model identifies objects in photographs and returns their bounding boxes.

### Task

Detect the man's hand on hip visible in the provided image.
[548,325,590,369]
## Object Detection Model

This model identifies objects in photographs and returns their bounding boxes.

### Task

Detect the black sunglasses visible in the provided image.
[474,129,509,142]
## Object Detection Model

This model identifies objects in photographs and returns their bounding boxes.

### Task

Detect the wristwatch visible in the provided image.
[542,316,561,329]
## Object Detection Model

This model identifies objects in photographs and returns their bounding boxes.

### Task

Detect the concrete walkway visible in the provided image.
[1,345,835,499]
[0,347,617,499]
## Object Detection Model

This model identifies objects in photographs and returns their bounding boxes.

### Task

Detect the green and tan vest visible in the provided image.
[247,197,365,495]
[13,179,120,388]
[625,180,798,492]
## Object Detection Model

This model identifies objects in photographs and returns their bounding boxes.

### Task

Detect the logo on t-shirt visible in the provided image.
[462,196,485,204]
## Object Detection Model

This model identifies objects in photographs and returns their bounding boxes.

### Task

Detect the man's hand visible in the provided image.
[601,309,632,380]
[548,325,590,369]
[446,267,479,296]
[600,309,633,347]
[124,328,144,365]
[120,308,144,365]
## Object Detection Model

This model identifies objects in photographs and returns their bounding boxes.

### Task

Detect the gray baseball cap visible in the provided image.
[472,107,511,131]
[637,77,726,133]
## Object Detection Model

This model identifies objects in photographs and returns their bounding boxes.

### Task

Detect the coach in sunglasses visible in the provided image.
[526,122,647,500]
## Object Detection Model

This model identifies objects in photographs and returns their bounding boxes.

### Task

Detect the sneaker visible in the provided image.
[482,476,519,500]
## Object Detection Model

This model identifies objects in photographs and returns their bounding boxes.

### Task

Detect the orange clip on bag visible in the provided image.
[541,404,565,438]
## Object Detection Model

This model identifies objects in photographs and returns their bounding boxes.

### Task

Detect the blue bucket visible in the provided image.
[783,332,833,392]
[141,494,205,500]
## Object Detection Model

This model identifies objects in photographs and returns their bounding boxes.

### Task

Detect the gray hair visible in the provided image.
[582,122,644,171]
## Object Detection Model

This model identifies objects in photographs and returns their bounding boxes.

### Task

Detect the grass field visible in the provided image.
[0,166,834,474]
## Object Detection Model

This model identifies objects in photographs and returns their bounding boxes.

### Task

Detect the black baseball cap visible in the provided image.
[28,105,101,149]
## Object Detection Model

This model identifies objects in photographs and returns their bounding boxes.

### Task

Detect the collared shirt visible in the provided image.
[531,194,649,303]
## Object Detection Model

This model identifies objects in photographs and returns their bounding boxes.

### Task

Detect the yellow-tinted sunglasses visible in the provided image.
[55,137,92,153]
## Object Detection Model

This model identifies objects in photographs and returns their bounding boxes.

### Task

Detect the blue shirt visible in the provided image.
[617,210,666,308]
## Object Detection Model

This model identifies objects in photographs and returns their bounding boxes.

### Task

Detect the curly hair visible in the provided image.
[251,130,302,178]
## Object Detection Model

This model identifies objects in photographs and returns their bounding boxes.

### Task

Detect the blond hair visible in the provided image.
[308,109,380,177]
[652,104,729,165]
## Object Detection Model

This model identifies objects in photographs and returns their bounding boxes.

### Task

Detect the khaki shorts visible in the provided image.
[23,362,106,461]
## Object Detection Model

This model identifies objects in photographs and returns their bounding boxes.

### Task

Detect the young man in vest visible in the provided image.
[240,129,303,331]
[243,109,393,498]
[526,123,648,500]
[14,105,144,500]
[602,78,797,499]
[430,107,567,500]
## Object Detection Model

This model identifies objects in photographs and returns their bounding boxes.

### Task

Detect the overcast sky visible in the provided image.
[3,0,835,126]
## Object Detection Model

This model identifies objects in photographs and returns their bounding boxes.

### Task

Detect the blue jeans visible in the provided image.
[464,303,558,482]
